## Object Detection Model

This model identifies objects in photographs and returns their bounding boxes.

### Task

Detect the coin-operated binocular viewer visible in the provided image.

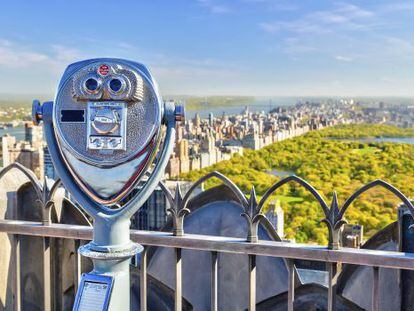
[32,59,184,310]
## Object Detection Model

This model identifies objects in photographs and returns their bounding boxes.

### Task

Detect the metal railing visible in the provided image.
[1,220,414,310]
[1,163,414,310]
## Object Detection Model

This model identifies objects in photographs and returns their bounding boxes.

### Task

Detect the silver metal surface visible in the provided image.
[78,242,143,260]
[53,58,163,204]
[31,58,181,311]
[42,103,176,216]
[86,102,126,150]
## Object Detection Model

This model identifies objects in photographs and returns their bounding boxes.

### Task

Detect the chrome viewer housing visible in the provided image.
[53,59,163,205]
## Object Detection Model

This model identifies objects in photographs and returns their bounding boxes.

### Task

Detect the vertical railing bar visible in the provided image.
[11,192,20,311]
[211,251,218,311]
[43,237,51,311]
[327,262,336,311]
[55,239,63,311]
[73,239,81,293]
[140,247,148,311]
[175,248,182,311]
[12,234,21,311]
[248,254,256,311]
[372,266,379,311]
[287,259,294,311]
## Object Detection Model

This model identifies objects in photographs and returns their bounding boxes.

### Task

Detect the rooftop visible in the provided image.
[0,163,413,310]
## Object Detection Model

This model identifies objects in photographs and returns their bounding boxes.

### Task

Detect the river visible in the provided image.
[267,169,295,177]
[351,137,414,145]
[0,126,25,141]
[185,97,298,118]
[329,137,414,145]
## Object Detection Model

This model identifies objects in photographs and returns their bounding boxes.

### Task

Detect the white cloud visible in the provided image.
[383,37,414,56]
[197,0,232,14]
[49,45,85,65]
[282,37,318,54]
[0,43,49,68]
[0,40,85,73]
[378,2,414,14]
[334,55,353,62]
[0,37,248,95]
[260,3,375,35]
[260,20,330,35]
[380,76,395,83]
[242,0,297,11]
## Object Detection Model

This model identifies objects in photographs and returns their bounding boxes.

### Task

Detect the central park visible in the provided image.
[181,124,414,244]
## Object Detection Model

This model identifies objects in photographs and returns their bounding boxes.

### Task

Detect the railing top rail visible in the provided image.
[1,219,413,270]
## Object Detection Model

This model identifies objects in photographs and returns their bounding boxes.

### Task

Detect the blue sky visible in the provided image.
[0,0,414,96]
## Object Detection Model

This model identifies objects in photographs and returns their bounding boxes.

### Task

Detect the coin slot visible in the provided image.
[61,109,85,123]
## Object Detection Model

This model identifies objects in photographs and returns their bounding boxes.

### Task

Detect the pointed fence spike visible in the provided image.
[329,191,340,220]
[169,182,190,236]
[249,186,258,214]
[331,191,338,207]
[42,177,49,201]
[175,182,183,202]
[250,186,257,200]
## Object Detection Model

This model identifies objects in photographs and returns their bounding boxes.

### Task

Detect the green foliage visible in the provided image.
[180,124,414,244]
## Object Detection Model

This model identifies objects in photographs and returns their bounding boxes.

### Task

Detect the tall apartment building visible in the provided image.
[133,187,168,230]
[242,131,260,150]
[25,123,43,148]
[131,181,202,231]
[166,154,180,178]
[265,199,284,238]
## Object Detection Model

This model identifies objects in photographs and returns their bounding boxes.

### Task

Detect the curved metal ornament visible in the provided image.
[52,59,163,206]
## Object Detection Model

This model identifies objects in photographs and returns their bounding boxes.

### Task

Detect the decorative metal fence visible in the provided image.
[0,163,414,310]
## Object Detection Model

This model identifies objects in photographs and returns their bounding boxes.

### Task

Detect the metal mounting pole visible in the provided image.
[78,218,142,310]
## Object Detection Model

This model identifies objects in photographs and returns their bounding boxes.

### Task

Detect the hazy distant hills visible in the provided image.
[1,93,414,110]
[0,94,256,111]
[167,96,255,110]
[0,93,52,109]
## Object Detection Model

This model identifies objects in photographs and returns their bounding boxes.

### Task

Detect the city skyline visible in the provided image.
[0,1,414,96]
[1,3,414,310]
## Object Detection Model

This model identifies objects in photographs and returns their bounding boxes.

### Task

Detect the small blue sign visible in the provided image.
[73,273,114,311]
